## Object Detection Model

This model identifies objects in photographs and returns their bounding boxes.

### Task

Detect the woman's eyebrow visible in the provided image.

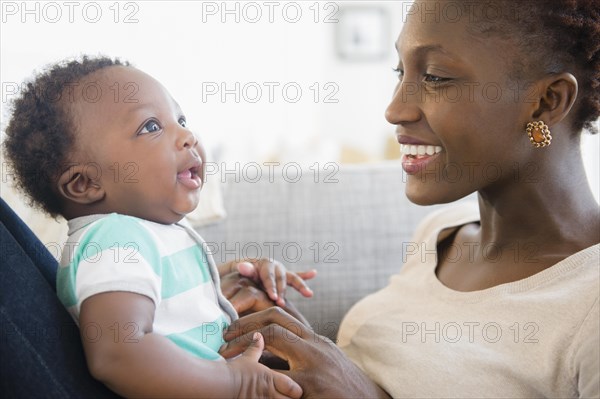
[396,43,461,62]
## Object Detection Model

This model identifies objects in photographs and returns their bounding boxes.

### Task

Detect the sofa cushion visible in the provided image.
[197,161,463,340]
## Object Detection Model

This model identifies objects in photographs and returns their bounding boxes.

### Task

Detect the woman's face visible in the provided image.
[387,0,534,205]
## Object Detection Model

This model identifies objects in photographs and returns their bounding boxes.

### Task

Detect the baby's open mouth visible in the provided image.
[178,166,199,179]
[177,165,202,189]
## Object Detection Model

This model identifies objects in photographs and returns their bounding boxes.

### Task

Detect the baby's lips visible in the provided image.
[177,169,192,179]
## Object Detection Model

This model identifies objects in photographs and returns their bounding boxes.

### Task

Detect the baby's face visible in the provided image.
[70,66,206,224]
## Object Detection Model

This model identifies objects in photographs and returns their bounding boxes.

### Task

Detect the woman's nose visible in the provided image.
[385,82,422,125]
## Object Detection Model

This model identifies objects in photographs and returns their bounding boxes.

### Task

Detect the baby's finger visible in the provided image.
[296,270,317,281]
[236,261,259,282]
[258,259,279,303]
[286,272,314,298]
[274,265,287,307]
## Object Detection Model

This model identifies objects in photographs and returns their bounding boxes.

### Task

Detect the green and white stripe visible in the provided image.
[58,213,236,361]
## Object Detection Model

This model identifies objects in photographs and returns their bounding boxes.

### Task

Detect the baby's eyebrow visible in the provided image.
[172,99,184,115]
[125,102,153,113]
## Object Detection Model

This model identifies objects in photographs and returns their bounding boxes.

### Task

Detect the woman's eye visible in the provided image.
[178,117,187,127]
[139,120,162,134]
[423,74,450,84]
[393,67,404,81]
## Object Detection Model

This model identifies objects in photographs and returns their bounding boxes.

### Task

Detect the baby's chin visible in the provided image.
[136,208,191,225]
[147,214,187,225]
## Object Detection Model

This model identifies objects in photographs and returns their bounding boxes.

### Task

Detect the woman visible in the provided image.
[219,0,600,397]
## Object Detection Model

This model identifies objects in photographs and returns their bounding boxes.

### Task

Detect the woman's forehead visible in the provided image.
[395,5,512,65]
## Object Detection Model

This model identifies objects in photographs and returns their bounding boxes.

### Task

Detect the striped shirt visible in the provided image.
[57,213,237,361]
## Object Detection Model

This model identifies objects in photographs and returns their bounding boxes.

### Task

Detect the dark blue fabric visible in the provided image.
[0,198,57,288]
[0,198,119,398]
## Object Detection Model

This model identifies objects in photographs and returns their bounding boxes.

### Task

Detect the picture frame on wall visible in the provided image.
[336,6,390,61]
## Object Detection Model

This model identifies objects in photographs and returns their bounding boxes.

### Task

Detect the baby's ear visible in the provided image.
[56,163,104,205]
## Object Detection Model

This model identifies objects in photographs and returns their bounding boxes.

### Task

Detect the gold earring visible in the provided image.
[526,121,552,148]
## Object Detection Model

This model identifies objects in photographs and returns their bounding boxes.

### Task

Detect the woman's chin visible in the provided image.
[405,185,465,206]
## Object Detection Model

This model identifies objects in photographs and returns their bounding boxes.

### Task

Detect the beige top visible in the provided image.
[338,203,599,398]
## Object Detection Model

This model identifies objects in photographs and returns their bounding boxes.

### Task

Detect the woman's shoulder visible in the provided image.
[411,201,480,243]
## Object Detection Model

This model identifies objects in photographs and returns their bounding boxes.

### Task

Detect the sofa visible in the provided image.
[196,161,457,340]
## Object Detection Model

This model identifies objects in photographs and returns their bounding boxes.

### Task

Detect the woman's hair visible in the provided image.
[3,56,128,217]
[461,0,599,133]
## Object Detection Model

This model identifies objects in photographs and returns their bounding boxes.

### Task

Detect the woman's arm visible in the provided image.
[79,292,302,398]
[220,307,392,399]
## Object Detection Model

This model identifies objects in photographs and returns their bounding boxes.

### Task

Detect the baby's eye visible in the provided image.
[178,117,187,128]
[138,119,162,134]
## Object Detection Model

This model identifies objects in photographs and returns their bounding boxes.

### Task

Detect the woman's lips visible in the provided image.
[400,144,443,175]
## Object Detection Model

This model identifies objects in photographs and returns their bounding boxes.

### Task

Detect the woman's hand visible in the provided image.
[219,308,392,399]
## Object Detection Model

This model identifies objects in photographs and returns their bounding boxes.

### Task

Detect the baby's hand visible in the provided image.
[226,332,302,399]
[222,258,316,307]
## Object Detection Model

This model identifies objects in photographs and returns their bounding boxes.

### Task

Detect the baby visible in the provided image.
[3,56,314,398]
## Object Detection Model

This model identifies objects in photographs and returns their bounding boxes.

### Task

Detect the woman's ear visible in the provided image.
[530,72,578,127]
[57,163,105,205]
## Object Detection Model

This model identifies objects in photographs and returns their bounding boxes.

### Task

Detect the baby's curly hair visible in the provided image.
[3,56,128,217]
[460,0,600,133]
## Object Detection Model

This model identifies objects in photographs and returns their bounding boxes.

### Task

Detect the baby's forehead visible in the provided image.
[68,65,175,108]
[82,65,161,93]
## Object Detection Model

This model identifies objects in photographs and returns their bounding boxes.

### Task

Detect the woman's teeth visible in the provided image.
[400,144,442,157]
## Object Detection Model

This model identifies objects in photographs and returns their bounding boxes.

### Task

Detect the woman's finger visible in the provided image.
[217,260,240,278]
[223,307,312,341]
[271,369,303,399]
[219,274,243,298]
[227,285,273,315]
[220,323,306,364]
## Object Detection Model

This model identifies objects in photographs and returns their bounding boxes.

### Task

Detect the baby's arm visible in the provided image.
[79,291,301,398]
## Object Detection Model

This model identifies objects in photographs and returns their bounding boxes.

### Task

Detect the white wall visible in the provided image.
[1,1,403,162]
[1,0,598,199]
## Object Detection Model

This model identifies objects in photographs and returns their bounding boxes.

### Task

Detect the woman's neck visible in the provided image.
[476,141,599,255]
